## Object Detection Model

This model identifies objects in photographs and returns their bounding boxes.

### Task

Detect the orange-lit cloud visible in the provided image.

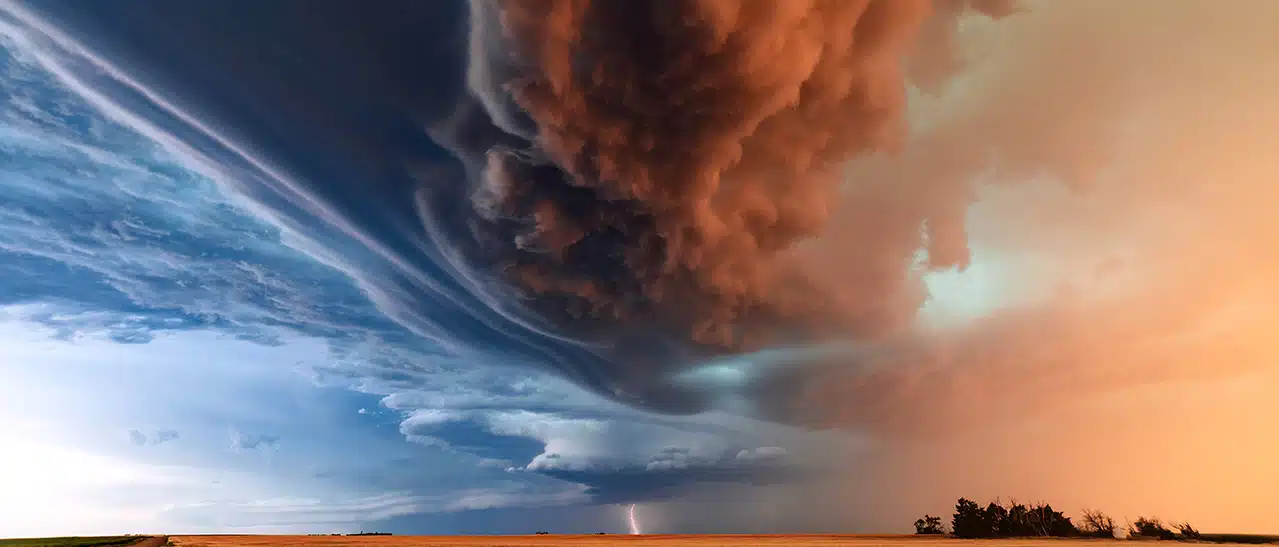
[473,0,1279,528]
[487,0,1008,348]
[777,0,1279,433]
[778,0,1279,533]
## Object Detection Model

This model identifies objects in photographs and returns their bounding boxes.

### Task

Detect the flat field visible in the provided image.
[170,535,1146,547]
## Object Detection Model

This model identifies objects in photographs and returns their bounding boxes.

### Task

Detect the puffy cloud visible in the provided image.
[734,447,787,464]
[230,431,281,454]
[728,0,1279,437]
[128,429,179,447]
[450,0,1015,379]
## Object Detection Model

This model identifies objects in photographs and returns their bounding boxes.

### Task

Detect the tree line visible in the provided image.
[914,498,1204,540]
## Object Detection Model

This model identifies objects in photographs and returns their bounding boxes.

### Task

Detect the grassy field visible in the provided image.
[168,535,1158,547]
[0,538,158,547]
[1199,536,1279,545]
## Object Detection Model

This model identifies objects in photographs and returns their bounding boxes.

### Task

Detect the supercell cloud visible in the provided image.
[437,0,1015,416]
[7,0,1279,449]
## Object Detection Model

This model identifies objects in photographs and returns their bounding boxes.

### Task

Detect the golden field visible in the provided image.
[170,535,1143,547]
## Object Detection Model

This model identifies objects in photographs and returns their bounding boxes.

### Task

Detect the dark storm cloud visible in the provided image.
[6,0,1013,425]
[438,0,1279,446]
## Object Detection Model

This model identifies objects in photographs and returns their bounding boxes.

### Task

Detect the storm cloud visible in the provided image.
[9,0,1279,474]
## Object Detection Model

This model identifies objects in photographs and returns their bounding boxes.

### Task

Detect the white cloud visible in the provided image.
[734,446,787,463]
[398,401,816,476]
[442,483,589,512]
[154,429,181,444]
[646,448,691,472]
[162,492,428,530]
[128,428,180,446]
[229,430,281,454]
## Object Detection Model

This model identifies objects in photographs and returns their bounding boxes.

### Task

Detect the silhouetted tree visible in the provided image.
[1029,502,1077,537]
[947,497,1077,538]
[1004,501,1036,537]
[1177,521,1202,540]
[914,514,946,535]
[984,502,1010,536]
[1130,517,1176,540]
[952,498,990,538]
[1079,508,1117,538]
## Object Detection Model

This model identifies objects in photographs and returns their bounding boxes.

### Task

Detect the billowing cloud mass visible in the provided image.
[481,0,935,346]
[4,0,1279,533]
[748,0,1279,435]
[462,0,1022,348]
[443,0,1023,412]
[455,0,1279,436]
[14,0,1279,436]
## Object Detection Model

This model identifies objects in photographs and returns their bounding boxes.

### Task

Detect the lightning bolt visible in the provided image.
[627,503,642,535]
